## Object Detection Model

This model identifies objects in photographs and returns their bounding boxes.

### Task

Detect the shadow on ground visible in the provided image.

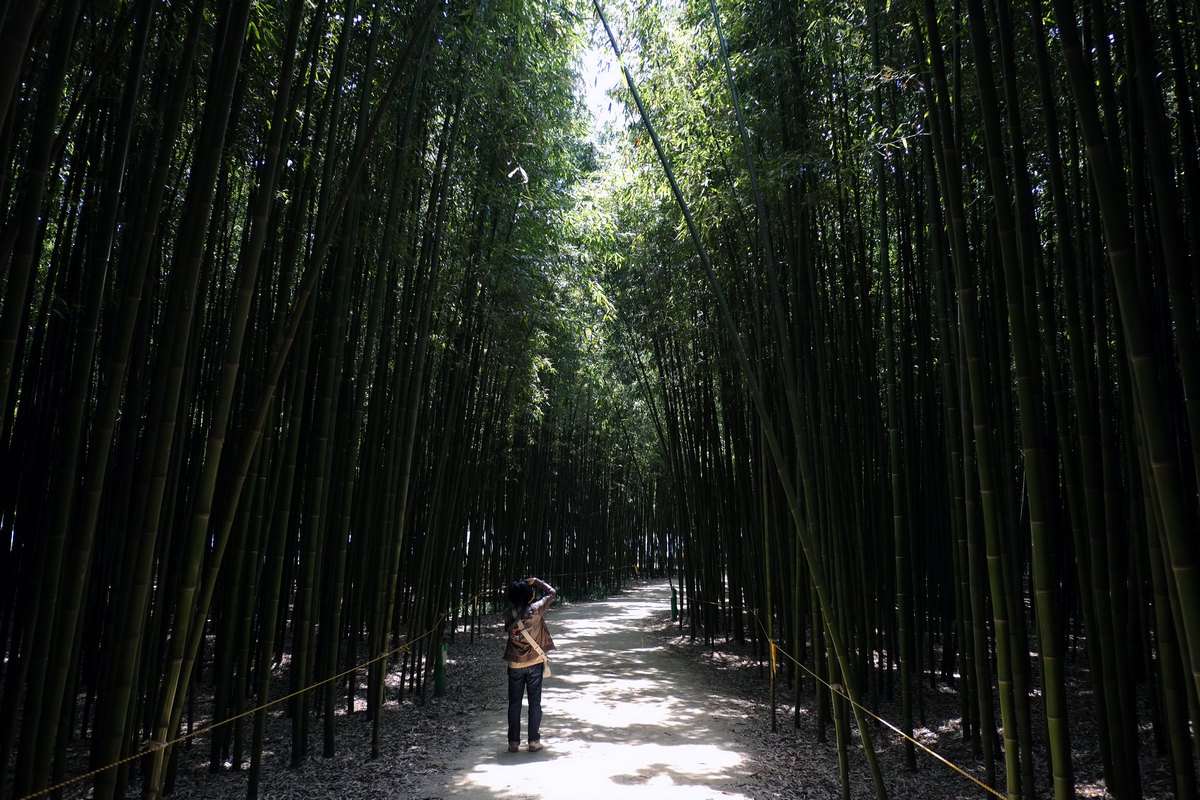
[418,582,753,800]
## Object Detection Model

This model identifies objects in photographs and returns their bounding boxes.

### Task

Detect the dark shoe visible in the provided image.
[508,744,520,752]
[528,742,544,752]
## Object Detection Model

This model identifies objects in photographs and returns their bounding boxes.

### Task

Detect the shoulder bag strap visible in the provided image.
[515,621,549,662]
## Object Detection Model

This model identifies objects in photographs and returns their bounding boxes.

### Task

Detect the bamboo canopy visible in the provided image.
[0,1,1197,799]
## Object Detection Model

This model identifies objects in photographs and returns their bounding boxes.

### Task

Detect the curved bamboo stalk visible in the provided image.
[593,3,889,796]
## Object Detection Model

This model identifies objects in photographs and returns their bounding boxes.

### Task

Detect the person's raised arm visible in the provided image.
[526,577,556,609]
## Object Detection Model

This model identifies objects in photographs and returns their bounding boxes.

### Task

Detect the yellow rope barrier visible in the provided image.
[23,569,631,797]
[672,594,1003,797]
[28,578,994,799]
[18,625,442,800]
[749,612,1005,800]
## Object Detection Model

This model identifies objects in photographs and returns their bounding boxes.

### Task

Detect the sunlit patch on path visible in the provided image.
[419,582,753,799]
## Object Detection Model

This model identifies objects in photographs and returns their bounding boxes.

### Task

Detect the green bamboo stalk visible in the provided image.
[25,6,152,790]
[963,0,1073,792]
[871,0,916,768]
[1125,0,1200,509]
[124,4,442,784]
[1144,489,1200,798]
[594,3,889,796]
[140,4,256,796]
[0,4,81,447]
[915,1,1022,793]
[88,6,214,797]
[1054,0,1200,722]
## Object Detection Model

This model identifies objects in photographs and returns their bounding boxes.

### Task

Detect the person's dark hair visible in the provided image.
[507,580,535,617]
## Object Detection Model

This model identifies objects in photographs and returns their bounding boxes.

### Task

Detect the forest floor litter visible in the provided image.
[160,580,1174,800]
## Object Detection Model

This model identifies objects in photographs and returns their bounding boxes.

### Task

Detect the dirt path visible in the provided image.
[415,581,754,800]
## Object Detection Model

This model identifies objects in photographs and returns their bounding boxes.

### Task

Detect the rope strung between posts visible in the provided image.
[679,596,1004,798]
[36,567,647,799]
[744,611,1006,800]
[17,625,442,800]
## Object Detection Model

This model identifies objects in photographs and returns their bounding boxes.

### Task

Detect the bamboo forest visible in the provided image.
[1,0,1198,798]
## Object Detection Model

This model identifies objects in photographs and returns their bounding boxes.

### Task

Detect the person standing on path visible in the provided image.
[502,577,556,752]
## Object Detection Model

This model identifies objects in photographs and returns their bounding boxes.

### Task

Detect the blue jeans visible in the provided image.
[507,663,544,744]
